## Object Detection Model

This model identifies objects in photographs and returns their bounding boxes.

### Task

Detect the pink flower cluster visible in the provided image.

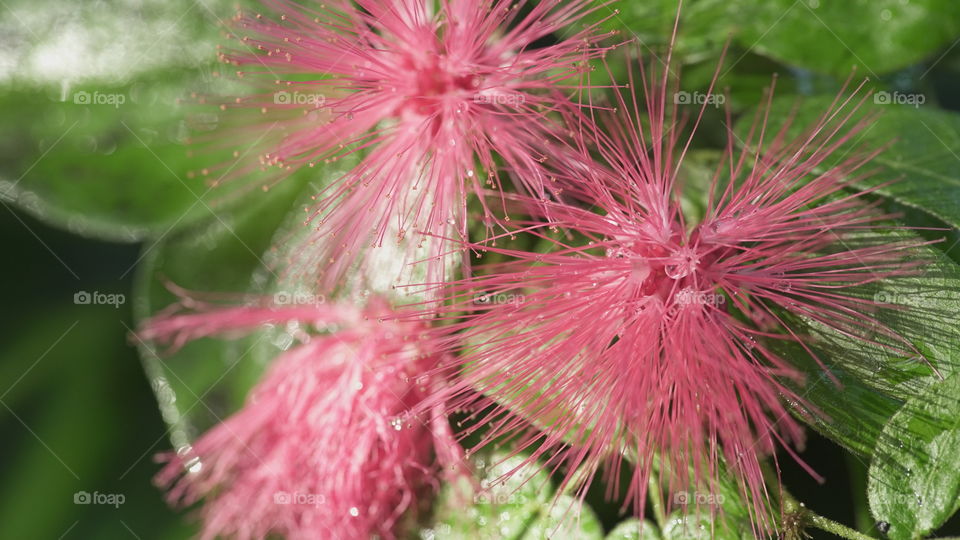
[202,0,617,291]
[142,1,931,538]
[144,298,464,540]
[418,71,927,533]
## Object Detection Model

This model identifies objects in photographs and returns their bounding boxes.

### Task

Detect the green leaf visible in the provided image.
[678,150,724,225]
[606,519,662,540]
[783,233,960,398]
[739,95,960,231]
[733,95,960,451]
[653,459,758,540]
[594,0,735,61]
[868,373,960,539]
[132,162,327,437]
[859,103,960,231]
[423,452,552,539]
[424,452,603,540]
[660,513,748,540]
[0,0,228,87]
[257,159,460,306]
[588,0,960,79]
[0,0,247,240]
[522,495,605,540]
[580,0,737,92]
[133,141,461,443]
[775,237,960,456]
[0,74,218,241]
[737,0,960,77]
[783,351,904,458]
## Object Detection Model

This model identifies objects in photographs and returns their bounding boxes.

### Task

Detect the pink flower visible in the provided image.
[416,58,933,534]
[143,296,464,540]
[203,0,618,291]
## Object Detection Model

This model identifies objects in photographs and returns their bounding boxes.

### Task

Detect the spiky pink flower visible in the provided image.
[413,55,932,535]
[201,0,618,291]
[143,296,464,540]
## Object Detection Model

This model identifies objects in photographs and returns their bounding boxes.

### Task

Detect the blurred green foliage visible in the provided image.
[4,0,960,538]
[0,210,195,538]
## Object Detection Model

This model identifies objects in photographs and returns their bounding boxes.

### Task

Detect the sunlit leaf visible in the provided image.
[868,373,960,539]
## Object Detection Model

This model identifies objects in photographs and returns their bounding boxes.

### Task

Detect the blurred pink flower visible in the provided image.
[144,297,463,540]
[203,0,618,291]
[416,57,932,535]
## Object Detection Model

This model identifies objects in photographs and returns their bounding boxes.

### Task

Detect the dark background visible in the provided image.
[0,208,194,539]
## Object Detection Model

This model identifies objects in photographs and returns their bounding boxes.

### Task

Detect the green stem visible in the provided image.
[806,513,877,540]
[766,463,876,540]
[647,469,668,529]
[844,453,874,534]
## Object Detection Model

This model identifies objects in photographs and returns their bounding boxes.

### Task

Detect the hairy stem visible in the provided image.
[764,463,876,539]
[647,469,667,529]
[806,513,877,540]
